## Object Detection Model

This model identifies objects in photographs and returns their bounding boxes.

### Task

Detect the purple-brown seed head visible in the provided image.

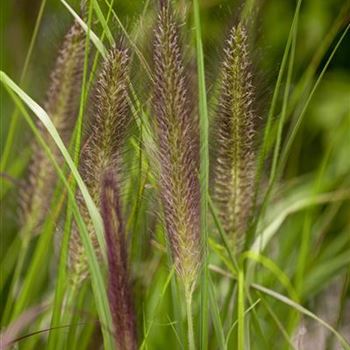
[101,169,137,350]
[152,0,201,287]
[69,46,131,284]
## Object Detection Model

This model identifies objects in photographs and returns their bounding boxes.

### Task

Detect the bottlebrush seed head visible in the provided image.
[101,169,137,350]
[20,20,85,232]
[213,23,256,251]
[81,46,130,191]
[69,46,131,284]
[152,0,201,288]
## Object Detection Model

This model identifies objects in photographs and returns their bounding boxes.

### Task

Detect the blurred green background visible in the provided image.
[1,1,349,249]
[1,0,349,175]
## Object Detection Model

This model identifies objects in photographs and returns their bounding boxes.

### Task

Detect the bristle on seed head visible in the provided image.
[152,0,201,288]
[213,23,257,252]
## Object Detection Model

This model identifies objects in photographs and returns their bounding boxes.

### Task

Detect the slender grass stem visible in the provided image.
[2,184,67,325]
[237,268,245,350]
[73,0,94,164]
[254,1,298,197]
[283,1,350,125]
[185,286,196,350]
[278,23,350,174]
[192,1,209,348]
[1,234,30,324]
[269,0,300,186]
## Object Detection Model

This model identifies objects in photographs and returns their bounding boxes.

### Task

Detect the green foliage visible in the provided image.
[1,0,350,349]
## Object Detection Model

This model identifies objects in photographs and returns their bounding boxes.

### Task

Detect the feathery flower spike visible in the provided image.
[20,20,85,232]
[213,23,256,251]
[70,46,131,284]
[153,0,201,288]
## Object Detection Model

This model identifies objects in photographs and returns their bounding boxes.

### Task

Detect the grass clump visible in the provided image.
[1,0,350,349]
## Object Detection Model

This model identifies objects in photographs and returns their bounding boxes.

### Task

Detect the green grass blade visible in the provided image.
[278,23,350,174]
[192,1,209,348]
[1,180,68,325]
[255,0,302,195]
[259,296,296,349]
[103,0,153,81]
[250,189,350,255]
[304,250,350,297]
[252,283,350,350]
[209,196,239,272]
[1,74,114,350]
[60,0,107,57]
[48,1,115,346]
[284,1,350,128]
[47,209,73,350]
[225,299,260,347]
[208,274,226,350]
[0,237,21,291]
[0,72,107,261]
[269,0,301,185]
[92,0,115,46]
[71,0,94,164]
[0,149,30,200]
[170,276,185,350]
[237,269,245,350]
[140,268,175,349]
[242,251,298,302]
[294,142,333,296]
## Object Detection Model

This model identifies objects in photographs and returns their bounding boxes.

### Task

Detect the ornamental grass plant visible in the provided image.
[1,0,350,349]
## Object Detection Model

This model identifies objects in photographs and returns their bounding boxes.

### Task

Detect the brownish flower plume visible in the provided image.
[70,46,131,284]
[20,20,85,232]
[101,170,137,350]
[152,0,201,288]
[213,23,256,251]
